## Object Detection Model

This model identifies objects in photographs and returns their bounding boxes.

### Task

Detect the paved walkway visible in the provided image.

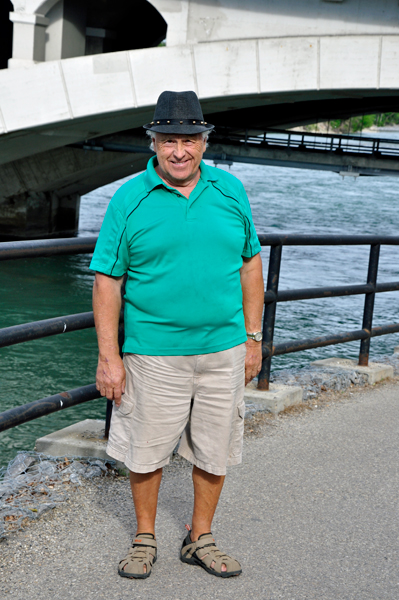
[1,381,398,600]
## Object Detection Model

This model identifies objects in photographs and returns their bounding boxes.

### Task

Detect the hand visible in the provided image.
[96,355,126,407]
[244,339,263,386]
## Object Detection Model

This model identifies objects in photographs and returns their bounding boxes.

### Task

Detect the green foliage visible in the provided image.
[325,113,399,133]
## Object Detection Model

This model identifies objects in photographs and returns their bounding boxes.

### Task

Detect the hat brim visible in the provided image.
[143,123,214,135]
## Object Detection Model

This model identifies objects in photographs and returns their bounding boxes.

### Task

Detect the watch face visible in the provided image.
[254,332,263,342]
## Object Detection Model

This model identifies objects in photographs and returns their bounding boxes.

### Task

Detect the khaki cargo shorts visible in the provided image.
[106,343,246,476]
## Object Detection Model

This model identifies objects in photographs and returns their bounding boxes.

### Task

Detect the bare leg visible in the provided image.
[130,468,163,536]
[190,465,227,572]
[190,465,225,540]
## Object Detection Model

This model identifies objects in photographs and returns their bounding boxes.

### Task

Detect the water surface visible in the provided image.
[1,136,398,466]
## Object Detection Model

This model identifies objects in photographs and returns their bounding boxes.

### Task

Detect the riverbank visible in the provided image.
[1,371,399,599]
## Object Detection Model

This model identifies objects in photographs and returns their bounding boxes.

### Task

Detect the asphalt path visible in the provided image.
[1,381,398,600]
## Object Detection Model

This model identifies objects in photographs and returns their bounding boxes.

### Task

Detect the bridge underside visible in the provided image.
[1,33,399,239]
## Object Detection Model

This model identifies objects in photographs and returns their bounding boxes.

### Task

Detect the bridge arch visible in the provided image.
[1,34,398,159]
[1,33,399,238]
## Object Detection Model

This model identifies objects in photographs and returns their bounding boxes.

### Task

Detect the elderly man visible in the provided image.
[90,91,264,579]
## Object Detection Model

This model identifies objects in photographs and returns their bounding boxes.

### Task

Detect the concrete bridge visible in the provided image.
[1,0,399,239]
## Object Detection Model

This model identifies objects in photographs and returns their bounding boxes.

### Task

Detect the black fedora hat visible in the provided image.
[143,90,214,134]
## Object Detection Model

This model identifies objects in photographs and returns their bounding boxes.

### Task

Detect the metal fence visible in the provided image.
[1,234,399,432]
[215,128,399,159]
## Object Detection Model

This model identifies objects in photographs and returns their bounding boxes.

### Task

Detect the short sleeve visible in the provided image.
[240,184,261,258]
[89,200,129,276]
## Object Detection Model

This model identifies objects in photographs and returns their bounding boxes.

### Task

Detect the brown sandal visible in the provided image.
[180,532,242,578]
[118,533,157,579]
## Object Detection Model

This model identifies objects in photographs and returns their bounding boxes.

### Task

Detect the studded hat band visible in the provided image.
[148,118,209,126]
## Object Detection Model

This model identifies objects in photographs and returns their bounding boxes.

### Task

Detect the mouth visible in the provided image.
[171,159,190,168]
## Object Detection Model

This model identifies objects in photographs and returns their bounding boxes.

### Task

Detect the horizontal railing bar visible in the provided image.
[370,323,399,337]
[0,237,97,261]
[0,312,95,348]
[2,281,397,350]
[264,281,399,304]
[269,329,369,357]
[1,322,399,431]
[262,323,399,358]
[0,384,101,433]
[2,235,399,262]
[258,234,399,246]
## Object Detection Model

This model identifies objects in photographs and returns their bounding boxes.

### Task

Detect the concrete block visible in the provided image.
[130,45,196,106]
[320,36,380,89]
[0,61,70,131]
[34,419,126,472]
[195,40,258,99]
[311,358,393,385]
[380,36,399,89]
[394,346,399,355]
[245,384,303,415]
[259,37,318,93]
[61,52,136,118]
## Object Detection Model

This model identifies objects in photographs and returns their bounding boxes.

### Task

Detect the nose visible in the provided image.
[173,140,186,160]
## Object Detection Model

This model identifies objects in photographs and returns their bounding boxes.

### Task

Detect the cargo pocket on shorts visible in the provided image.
[229,400,245,459]
[113,395,134,417]
[106,394,136,461]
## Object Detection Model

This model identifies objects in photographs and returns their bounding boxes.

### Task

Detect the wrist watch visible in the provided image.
[247,331,263,342]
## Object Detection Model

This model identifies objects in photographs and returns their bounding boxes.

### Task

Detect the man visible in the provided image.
[90,91,264,579]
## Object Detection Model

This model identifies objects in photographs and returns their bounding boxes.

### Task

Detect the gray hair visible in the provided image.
[146,129,210,152]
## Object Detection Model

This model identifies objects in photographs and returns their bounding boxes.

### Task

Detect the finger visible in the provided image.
[113,385,122,403]
[105,385,115,400]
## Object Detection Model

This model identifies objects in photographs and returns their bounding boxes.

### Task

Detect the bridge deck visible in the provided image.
[1,379,398,599]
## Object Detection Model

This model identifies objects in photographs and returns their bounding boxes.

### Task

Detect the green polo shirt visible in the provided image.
[90,156,261,355]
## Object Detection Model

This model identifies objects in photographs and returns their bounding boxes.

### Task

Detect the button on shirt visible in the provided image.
[90,156,261,355]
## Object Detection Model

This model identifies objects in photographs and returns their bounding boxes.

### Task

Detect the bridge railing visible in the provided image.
[214,128,399,158]
[1,234,399,431]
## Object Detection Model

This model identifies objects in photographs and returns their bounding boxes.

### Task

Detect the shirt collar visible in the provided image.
[144,155,219,192]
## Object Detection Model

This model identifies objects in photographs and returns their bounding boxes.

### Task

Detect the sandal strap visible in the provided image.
[132,537,157,549]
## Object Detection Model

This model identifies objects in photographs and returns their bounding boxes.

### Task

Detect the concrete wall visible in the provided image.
[45,0,86,62]
[1,35,399,162]
[149,0,399,46]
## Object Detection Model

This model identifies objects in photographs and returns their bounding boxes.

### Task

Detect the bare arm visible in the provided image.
[240,253,264,386]
[92,272,126,406]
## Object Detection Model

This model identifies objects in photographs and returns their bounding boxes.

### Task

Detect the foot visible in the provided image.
[118,533,157,579]
[180,531,242,578]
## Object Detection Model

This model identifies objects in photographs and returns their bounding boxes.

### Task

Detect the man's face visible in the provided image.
[153,132,206,187]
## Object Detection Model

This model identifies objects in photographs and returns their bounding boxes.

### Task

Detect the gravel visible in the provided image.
[0,356,399,600]
[1,356,399,599]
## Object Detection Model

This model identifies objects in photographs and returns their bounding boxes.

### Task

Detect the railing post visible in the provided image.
[104,274,127,439]
[359,244,380,366]
[257,244,283,390]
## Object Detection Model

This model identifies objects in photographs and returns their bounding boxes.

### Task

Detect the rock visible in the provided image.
[7,453,36,478]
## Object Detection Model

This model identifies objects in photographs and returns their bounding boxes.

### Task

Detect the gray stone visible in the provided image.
[244,383,303,414]
[311,357,394,385]
[7,453,36,478]
[35,419,125,471]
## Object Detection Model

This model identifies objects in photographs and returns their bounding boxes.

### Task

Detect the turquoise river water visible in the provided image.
[1,134,399,467]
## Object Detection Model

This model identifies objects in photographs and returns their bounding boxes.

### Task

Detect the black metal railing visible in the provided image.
[1,234,399,431]
[257,234,399,389]
[213,128,399,159]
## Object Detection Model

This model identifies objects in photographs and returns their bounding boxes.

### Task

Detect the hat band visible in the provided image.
[149,118,208,126]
